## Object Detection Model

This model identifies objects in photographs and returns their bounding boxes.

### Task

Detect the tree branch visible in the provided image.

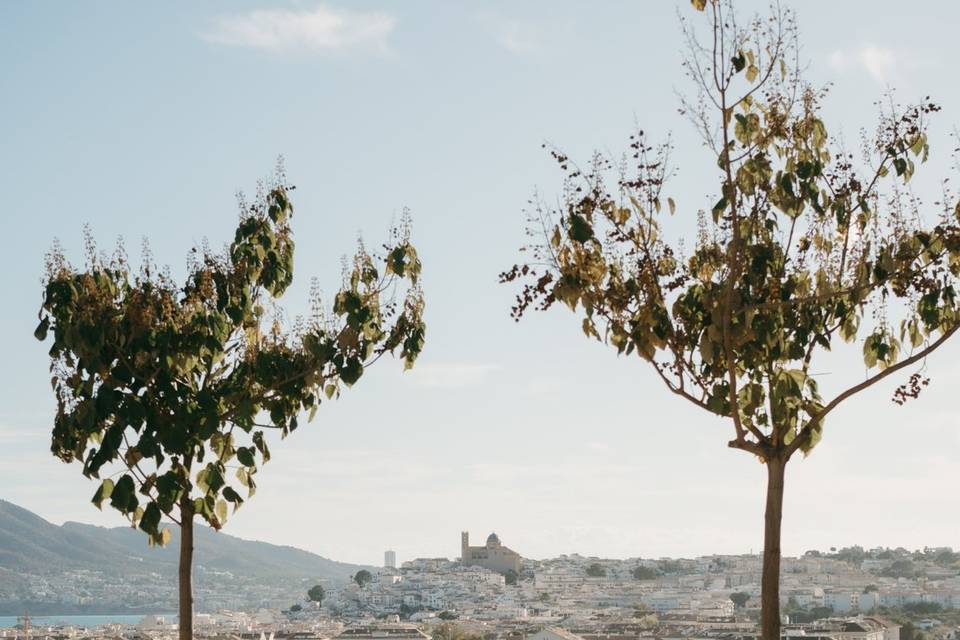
[786,322,960,458]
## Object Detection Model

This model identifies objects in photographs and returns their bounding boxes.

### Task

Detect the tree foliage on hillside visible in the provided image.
[632,565,658,580]
[308,584,325,605]
[354,569,374,588]
[502,1,960,638]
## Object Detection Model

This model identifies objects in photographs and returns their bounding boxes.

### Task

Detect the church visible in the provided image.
[460,531,522,574]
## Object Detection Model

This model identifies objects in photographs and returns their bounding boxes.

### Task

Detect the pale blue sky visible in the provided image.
[2,1,959,566]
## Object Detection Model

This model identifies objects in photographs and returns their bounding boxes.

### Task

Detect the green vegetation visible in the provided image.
[308,584,325,606]
[730,592,751,609]
[35,173,425,640]
[586,563,607,577]
[903,602,944,615]
[657,560,685,575]
[632,565,658,580]
[880,560,917,578]
[502,2,960,638]
[354,569,374,588]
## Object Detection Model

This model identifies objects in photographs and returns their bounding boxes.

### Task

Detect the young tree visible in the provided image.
[631,565,658,581]
[353,569,373,588]
[730,592,751,609]
[35,173,425,640]
[308,584,326,607]
[501,2,960,638]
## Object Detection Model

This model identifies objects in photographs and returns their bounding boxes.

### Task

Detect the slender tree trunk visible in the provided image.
[761,455,786,640]
[179,496,195,640]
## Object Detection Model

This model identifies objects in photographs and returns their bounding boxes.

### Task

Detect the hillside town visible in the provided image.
[3,533,960,640]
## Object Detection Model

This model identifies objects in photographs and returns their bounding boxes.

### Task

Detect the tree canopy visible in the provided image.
[36,177,425,543]
[632,565,658,580]
[354,569,374,587]
[308,584,326,604]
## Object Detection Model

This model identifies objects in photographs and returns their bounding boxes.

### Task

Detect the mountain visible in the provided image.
[0,498,369,582]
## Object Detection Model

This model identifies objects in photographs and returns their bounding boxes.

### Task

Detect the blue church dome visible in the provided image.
[486,532,501,546]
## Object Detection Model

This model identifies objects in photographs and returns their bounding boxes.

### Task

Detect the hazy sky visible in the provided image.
[2,1,959,567]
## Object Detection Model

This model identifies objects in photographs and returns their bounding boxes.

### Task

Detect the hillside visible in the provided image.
[0,499,368,582]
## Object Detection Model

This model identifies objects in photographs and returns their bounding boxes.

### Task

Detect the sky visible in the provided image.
[1,0,959,568]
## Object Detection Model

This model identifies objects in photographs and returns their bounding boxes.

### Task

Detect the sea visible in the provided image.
[0,614,175,628]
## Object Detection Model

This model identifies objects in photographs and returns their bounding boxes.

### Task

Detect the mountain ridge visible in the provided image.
[0,498,372,582]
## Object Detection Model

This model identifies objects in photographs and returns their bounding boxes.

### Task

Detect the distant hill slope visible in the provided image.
[0,499,368,581]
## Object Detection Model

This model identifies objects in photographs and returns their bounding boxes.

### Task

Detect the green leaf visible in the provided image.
[223,486,244,510]
[236,447,256,468]
[109,474,138,514]
[712,197,727,223]
[340,358,364,386]
[568,213,594,243]
[139,502,162,536]
[731,52,746,73]
[215,499,228,524]
[92,479,115,510]
[253,431,271,463]
[800,425,823,456]
[34,317,49,341]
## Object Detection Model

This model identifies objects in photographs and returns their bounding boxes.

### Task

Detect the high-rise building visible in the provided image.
[385,550,397,569]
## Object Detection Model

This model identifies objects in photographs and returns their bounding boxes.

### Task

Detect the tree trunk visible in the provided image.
[761,455,786,640]
[179,496,195,640]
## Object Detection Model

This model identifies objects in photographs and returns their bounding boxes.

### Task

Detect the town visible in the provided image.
[3,532,960,640]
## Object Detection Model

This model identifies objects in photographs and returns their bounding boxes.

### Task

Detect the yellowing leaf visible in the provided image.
[691,0,707,10]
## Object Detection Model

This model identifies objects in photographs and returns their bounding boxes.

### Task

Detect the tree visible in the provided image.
[504,569,518,585]
[632,566,658,580]
[835,546,866,566]
[934,549,959,567]
[657,560,685,575]
[880,560,916,579]
[308,584,325,607]
[354,569,374,588]
[784,596,803,614]
[730,592,751,609]
[35,174,426,640]
[289,604,303,613]
[586,562,607,577]
[901,621,924,640]
[500,2,960,638]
